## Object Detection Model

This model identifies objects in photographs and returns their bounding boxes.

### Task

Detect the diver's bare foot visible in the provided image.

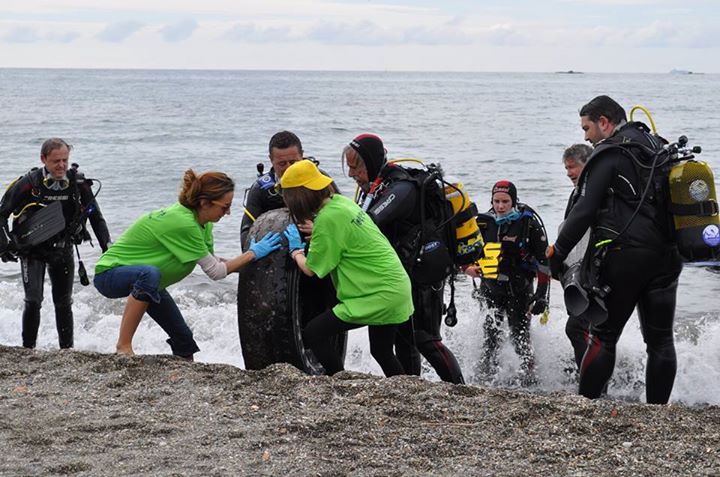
[116,345,135,356]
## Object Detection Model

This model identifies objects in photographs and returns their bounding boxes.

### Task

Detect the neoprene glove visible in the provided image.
[283,223,306,253]
[547,244,566,280]
[249,232,282,261]
[529,282,549,315]
[0,232,18,262]
[530,298,548,315]
[0,251,17,263]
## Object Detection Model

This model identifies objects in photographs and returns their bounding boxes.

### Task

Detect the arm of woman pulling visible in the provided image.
[284,223,314,276]
[199,231,282,279]
[198,254,231,280]
[290,249,315,277]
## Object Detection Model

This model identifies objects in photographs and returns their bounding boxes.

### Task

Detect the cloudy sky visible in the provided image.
[1,0,718,72]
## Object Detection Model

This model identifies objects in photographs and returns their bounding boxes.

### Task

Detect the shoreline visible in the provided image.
[1,345,718,475]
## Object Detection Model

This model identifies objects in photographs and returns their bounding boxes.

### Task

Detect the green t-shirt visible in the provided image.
[95,202,213,290]
[306,194,413,325]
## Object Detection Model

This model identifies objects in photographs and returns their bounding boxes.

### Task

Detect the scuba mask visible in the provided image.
[495,208,521,225]
[42,170,70,191]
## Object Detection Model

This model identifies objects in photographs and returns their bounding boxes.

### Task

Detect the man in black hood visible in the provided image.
[342,133,465,384]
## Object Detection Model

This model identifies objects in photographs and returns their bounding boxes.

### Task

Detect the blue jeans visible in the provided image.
[94,265,200,357]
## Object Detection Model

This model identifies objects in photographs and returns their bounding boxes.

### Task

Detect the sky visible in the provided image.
[0,0,718,73]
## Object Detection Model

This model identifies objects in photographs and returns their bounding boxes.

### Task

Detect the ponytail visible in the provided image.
[178,169,235,210]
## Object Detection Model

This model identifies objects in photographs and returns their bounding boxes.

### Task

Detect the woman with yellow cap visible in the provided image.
[280,160,413,377]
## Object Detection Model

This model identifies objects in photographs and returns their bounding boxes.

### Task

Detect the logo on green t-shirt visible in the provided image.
[350,211,366,227]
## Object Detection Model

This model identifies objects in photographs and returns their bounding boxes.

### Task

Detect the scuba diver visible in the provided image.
[342,133,465,384]
[547,95,683,404]
[465,180,550,386]
[240,130,338,247]
[0,138,111,349]
[240,131,304,247]
[559,144,594,372]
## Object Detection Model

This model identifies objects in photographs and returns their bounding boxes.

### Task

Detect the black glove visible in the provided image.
[530,298,547,315]
[1,250,18,262]
[549,255,564,280]
[529,280,549,315]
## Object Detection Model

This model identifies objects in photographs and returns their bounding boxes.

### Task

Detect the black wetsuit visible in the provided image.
[554,122,682,404]
[362,164,465,384]
[477,205,548,383]
[0,167,110,349]
[240,164,339,247]
[240,168,284,248]
[562,188,592,370]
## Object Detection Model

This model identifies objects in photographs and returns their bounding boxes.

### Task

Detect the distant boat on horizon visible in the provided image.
[670,68,703,75]
[556,70,584,74]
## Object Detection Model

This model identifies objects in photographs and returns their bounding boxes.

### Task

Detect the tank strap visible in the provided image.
[669,200,719,217]
[26,168,42,197]
[454,202,478,225]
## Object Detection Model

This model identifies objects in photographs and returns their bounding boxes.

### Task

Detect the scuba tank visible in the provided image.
[443,179,483,265]
[628,106,719,262]
[668,154,720,261]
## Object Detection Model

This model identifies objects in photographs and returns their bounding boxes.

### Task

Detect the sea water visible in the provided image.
[1,68,719,405]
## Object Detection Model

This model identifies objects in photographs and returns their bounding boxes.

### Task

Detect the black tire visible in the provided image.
[237,208,346,374]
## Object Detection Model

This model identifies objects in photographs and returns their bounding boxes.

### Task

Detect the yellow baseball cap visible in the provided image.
[280,160,333,190]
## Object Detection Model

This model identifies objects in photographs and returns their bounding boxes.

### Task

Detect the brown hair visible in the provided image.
[178,169,235,210]
[562,143,593,165]
[282,185,334,223]
[579,95,626,124]
[41,137,73,157]
[269,130,303,155]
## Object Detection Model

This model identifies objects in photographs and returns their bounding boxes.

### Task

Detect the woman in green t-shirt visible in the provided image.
[280,160,413,377]
[94,169,281,359]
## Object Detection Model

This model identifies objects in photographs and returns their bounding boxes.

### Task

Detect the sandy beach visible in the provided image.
[1,345,718,476]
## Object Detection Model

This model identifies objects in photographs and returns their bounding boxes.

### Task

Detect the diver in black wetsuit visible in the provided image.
[342,133,465,384]
[0,138,111,349]
[560,144,593,371]
[548,95,682,404]
[467,181,550,385]
[241,131,338,246]
[240,131,303,248]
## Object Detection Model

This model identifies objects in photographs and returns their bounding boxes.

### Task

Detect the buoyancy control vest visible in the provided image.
[574,121,673,249]
[362,160,483,284]
[577,119,718,262]
[5,166,90,253]
[476,203,547,283]
[360,160,483,327]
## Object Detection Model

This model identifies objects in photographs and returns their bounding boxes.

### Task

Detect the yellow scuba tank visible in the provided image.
[444,180,483,265]
[390,158,483,265]
[629,105,720,262]
[668,160,720,261]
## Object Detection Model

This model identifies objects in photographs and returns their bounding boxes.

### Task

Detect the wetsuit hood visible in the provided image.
[349,134,387,182]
